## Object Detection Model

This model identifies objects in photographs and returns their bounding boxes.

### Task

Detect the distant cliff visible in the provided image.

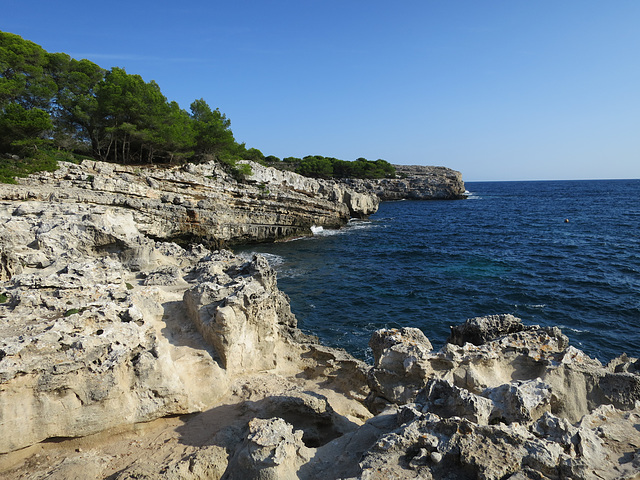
[344,165,466,201]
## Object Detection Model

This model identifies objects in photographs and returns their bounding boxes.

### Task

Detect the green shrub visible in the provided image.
[0,151,59,184]
[292,155,395,179]
[233,162,253,180]
[63,306,88,317]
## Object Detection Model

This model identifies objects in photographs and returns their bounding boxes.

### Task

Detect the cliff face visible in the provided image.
[0,159,377,455]
[0,200,370,455]
[345,164,466,201]
[0,159,379,247]
[0,162,639,479]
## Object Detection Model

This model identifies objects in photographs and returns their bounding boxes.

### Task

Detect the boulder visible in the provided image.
[183,254,297,374]
[484,379,552,424]
[419,378,494,424]
[225,417,311,480]
[366,327,434,409]
[448,313,534,346]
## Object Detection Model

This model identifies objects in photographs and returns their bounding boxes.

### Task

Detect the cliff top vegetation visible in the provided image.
[0,31,394,183]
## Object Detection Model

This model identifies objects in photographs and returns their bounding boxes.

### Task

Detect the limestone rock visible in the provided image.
[597,371,640,409]
[243,161,379,219]
[225,417,311,480]
[0,188,375,469]
[114,445,228,480]
[0,200,316,454]
[366,327,434,409]
[0,159,379,248]
[25,453,112,480]
[448,313,536,346]
[356,317,640,479]
[608,353,640,375]
[419,378,494,424]
[298,343,371,403]
[484,379,552,424]
[256,390,357,448]
[183,254,298,374]
[357,403,640,480]
[343,164,466,201]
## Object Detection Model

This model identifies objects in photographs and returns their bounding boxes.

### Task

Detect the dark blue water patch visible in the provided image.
[236,179,640,363]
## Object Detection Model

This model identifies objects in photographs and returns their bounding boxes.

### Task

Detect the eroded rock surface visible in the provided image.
[344,165,466,201]
[0,199,369,458]
[0,159,378,248]
[356,315,640,480]
[1,165,639,479]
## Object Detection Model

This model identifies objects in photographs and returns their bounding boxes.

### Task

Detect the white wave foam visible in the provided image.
[307,219,376,238]
[261,252,285,267]
[313,228,343,237]
[348,219,374,230]
[514,303,546,310]
[236,251,254,262]
[558,324,587,334]
[310,225,347,237]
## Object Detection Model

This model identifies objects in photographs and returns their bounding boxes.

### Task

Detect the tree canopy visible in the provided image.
[293,155,395,179]
[0,30,395,182]
[0,31,244,167]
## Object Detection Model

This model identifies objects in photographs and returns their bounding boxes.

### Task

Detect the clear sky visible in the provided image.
[2,0,639,181]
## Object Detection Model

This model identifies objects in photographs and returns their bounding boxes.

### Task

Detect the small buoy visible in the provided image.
[564,219,569,223]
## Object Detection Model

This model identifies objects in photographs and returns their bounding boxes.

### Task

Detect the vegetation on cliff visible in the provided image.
[0,31,394,183]
[0,31,257,181]
[283,155,395,179]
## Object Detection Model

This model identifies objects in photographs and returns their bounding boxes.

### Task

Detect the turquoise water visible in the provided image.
[238,179,640,363]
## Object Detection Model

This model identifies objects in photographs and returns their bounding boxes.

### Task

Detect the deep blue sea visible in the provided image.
[237,179,640,363]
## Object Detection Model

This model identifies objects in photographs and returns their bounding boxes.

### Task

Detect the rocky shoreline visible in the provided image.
[0,161,638,479]
[0,159,379,248]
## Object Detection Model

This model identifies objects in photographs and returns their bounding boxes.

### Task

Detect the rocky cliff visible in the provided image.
[0,199,370,457]
[344,165,466,201]
[0,159,379,248]
[0,163,639,480]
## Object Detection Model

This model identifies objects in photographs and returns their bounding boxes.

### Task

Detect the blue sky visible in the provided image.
[2,0,639,181]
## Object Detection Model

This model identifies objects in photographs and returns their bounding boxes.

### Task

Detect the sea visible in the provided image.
[236,179,640,364]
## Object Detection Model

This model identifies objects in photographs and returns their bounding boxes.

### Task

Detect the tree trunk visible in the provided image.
[121,132,127,164]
